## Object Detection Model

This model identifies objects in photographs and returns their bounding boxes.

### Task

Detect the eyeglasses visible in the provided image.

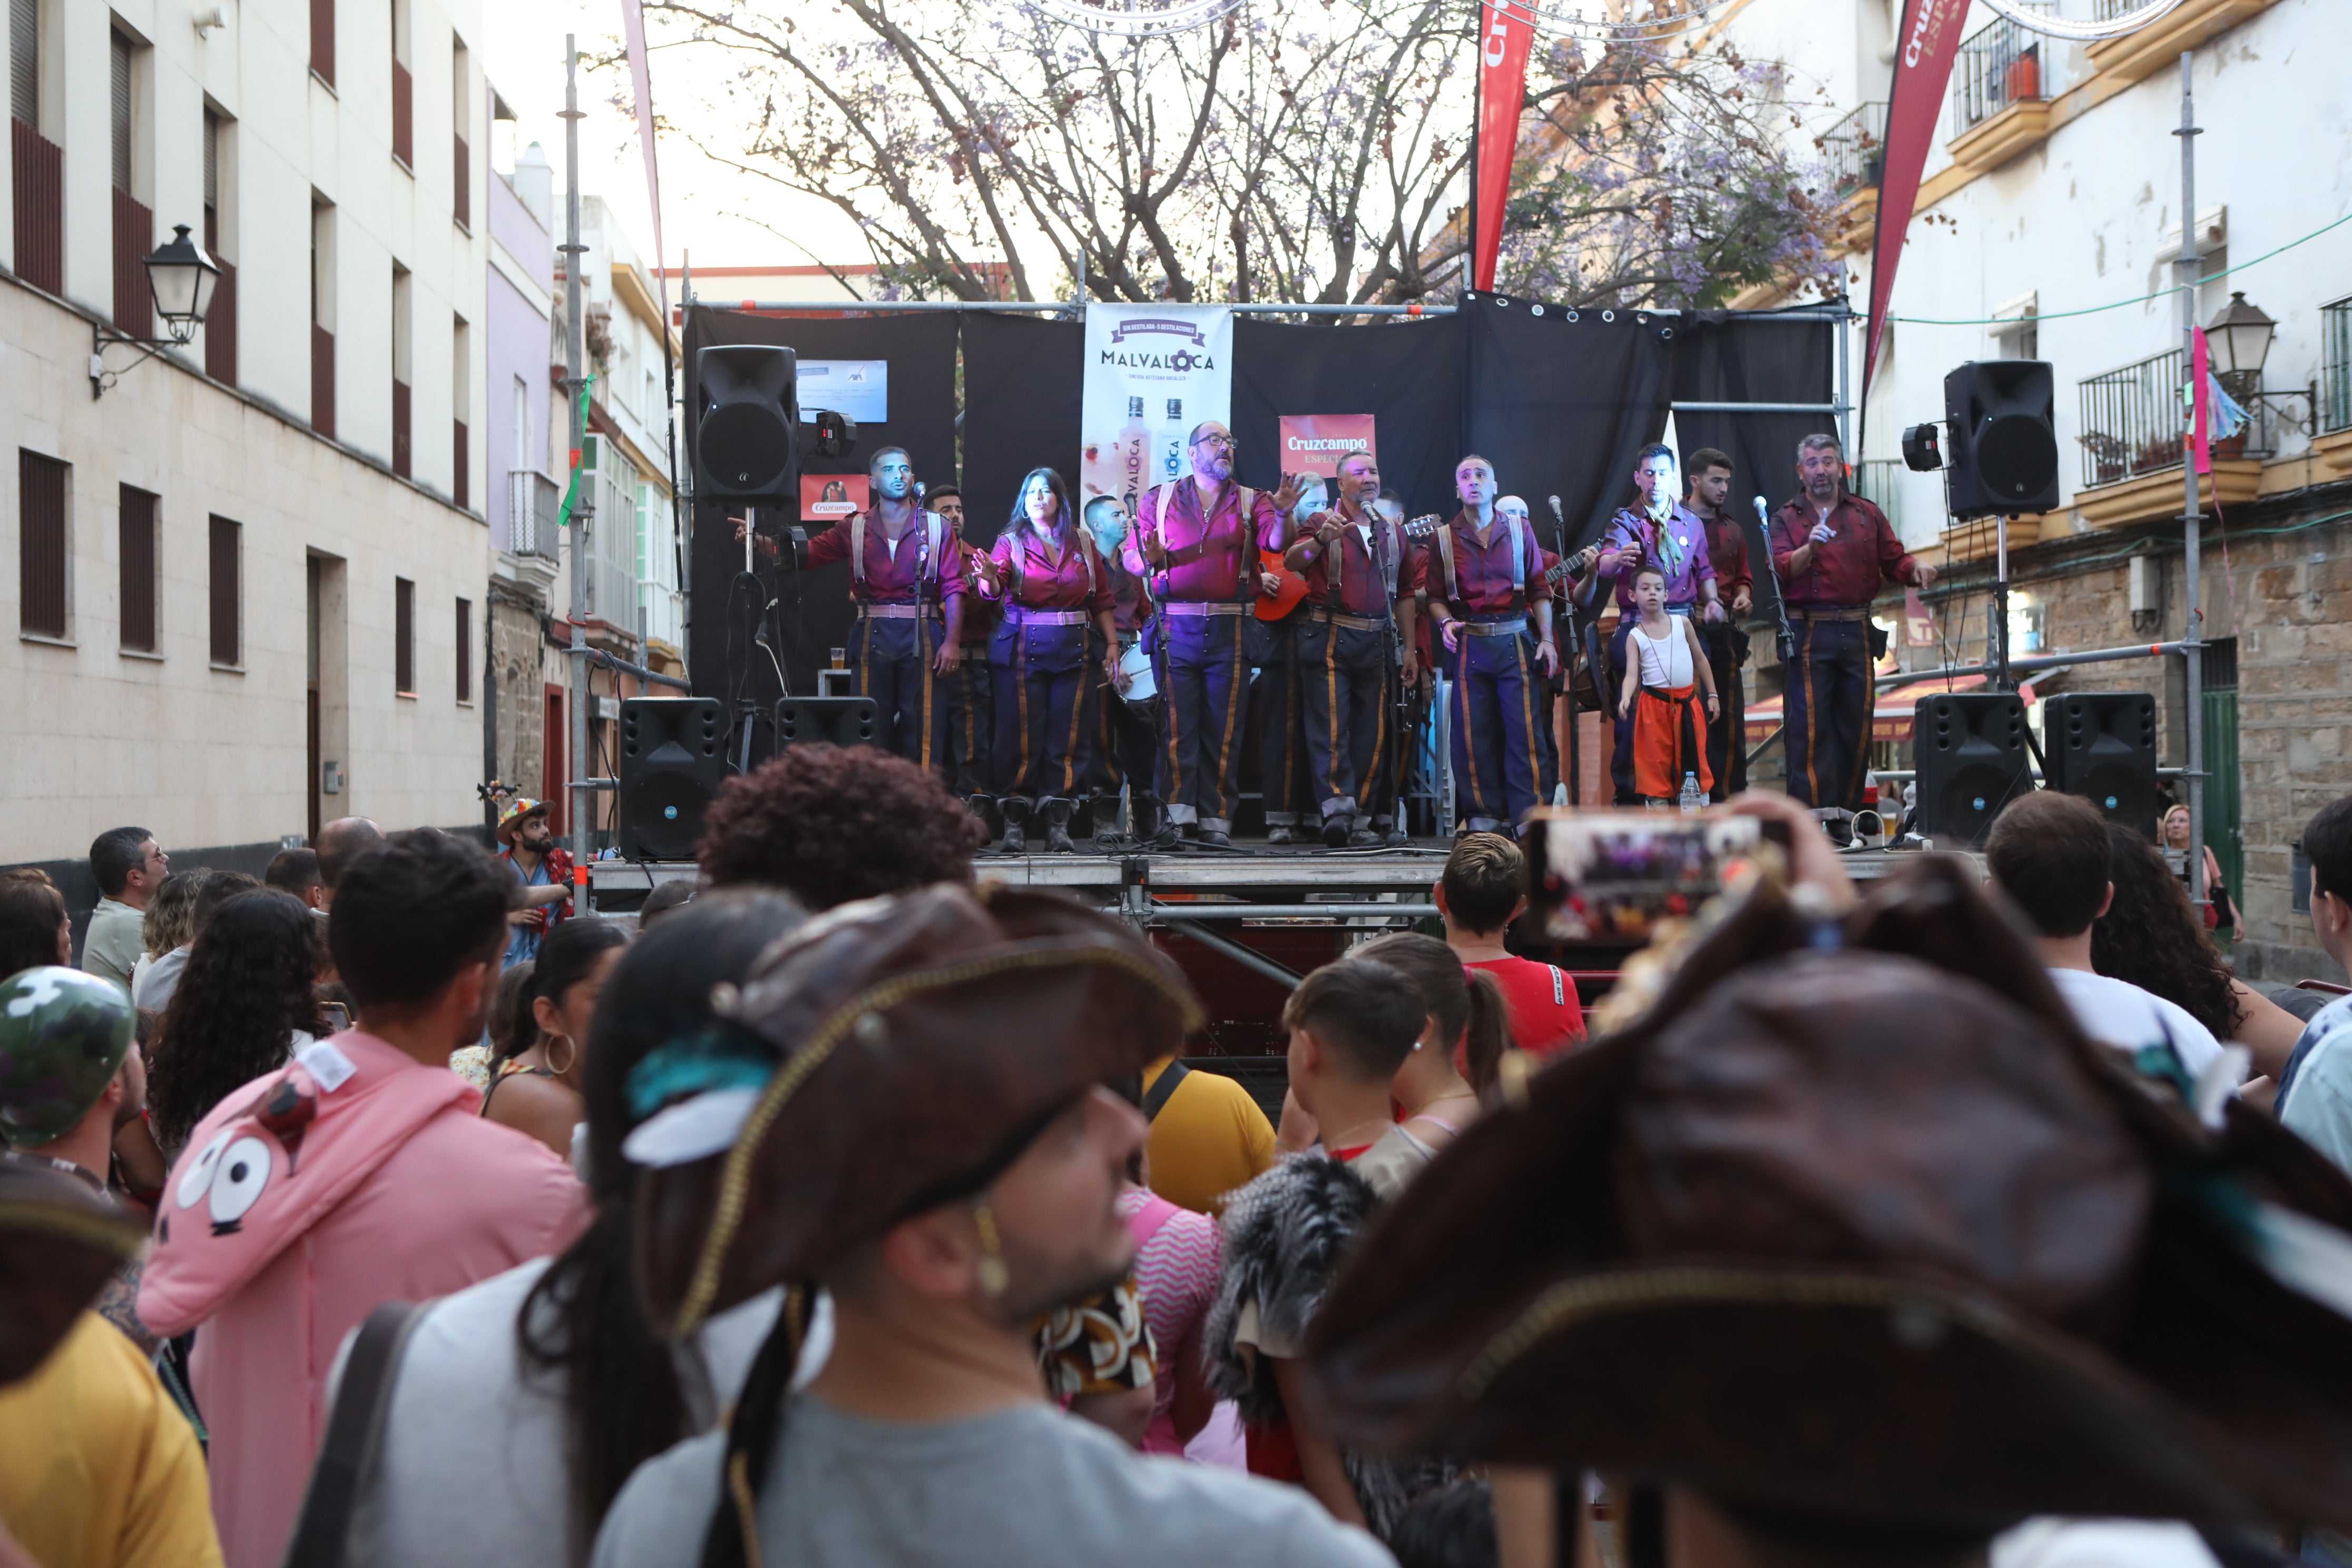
[1191,434,1235,452]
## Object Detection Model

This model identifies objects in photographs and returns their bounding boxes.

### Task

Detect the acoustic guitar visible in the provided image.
[1256,513,1446,621]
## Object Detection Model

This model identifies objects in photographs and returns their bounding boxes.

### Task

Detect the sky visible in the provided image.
[482,0,867,281]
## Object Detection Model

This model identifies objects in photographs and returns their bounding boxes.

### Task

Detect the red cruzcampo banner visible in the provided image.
[1865,0,1975,401]
[1278,415,1379,479]
[1474,0,1534,292]
[802,473,867,521]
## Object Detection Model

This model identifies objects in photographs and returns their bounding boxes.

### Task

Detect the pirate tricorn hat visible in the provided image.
[1302,858,2352,1538]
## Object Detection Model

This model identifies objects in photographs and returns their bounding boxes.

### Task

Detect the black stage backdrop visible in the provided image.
[959,313,1084,548]
[1668,309,1836,632]
[683,306,960,709]
[1229,315,1465,522]
[1458,293,1675,558]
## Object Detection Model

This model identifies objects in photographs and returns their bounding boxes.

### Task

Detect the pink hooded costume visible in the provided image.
[139,1031,587,1568]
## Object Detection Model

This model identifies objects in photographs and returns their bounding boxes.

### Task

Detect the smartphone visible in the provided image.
[319,1002,351,1035]
[1524,809,1791,944]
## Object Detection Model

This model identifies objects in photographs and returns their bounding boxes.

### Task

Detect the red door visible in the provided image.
[544,687,567,837]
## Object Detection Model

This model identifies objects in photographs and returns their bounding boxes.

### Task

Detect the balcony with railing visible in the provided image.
[2085,0,2277,89]
[506,471,562,561]
[2315,297,2352,476]
[2076,347,2271,527]
[1851,459,1904,536]
[1819,101,1887,256]
[1948,3,2056,171]
[12,119,63,295]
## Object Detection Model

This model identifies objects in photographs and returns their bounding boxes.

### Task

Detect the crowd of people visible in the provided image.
[3,743,2351,1568]
[760,427,1909,852]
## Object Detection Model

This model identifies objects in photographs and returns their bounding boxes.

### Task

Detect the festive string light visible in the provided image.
[1974,0,2188,42]
[1022,0,1241,36]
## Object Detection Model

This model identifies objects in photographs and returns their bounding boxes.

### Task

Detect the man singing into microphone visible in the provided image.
[802,447,968,774]
[1285,450,1418,848]
[1586,444,1720,805]
[1420,455,1559,836]
[1768,433,1935,835]
[1122,423,1305,848]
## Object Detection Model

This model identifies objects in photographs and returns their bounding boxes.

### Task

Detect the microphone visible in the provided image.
[1751,495,1769,524]
[1547,494,1565,525]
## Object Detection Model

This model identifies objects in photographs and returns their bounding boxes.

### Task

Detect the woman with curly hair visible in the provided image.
[129,868,207,1008]
[697,743,987,909]
[147,887,329,1164]
[2091,822,2301,1084]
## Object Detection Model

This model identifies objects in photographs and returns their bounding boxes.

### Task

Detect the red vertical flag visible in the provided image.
[1864,0,1976,400]
[1474,0,1534,291]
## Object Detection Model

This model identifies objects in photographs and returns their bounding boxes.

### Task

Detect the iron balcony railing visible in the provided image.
[1821,101,1889,201]
[2078,347,2280,489]
[506,470,562,560]
[2324,297,2352,435]
[1952,2,2052,134]
[1852,459,1904,535]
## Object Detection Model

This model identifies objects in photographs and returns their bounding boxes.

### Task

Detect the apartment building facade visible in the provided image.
[3,0,493,877]
[1712,0,2351,979]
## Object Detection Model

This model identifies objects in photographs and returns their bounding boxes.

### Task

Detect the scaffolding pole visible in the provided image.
[2177,53,2208,915]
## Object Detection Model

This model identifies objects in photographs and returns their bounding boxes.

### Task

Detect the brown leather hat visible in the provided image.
[0,1162,144,1385]
[1302,859,2352,1537]
[635,881,1202,1336]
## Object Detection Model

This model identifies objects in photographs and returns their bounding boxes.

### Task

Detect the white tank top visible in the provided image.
[1631,622,1693,689]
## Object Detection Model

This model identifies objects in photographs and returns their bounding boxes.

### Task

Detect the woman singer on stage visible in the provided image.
[976,469,1120,854]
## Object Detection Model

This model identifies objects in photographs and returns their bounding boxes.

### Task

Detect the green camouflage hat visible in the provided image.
[0,967,135,1149]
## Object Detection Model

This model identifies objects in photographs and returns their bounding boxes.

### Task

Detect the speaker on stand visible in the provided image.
[618,698,727,861]
[1912,691,2033,848]
[1939,360,2060,695]
[775,697,879,750]
[2042,691,2159,831]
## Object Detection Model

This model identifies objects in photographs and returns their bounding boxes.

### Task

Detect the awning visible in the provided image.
[1746,673,1993,747]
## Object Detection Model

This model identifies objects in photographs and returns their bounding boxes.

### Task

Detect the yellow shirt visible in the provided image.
[1142,1057,1277,1216]
[0,1314,223,1568]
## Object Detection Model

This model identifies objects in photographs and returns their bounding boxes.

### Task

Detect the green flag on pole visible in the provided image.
[555,375,596,528]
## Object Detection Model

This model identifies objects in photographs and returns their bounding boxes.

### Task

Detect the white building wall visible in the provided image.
[1715,0,2348,550]
[1,0,492,863]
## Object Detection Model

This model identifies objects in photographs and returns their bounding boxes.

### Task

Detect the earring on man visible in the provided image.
[972,1202,1010,1298]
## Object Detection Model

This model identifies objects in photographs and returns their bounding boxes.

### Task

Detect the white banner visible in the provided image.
[1079,304,1233,515]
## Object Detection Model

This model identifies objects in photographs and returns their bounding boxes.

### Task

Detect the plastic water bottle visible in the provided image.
[1678,772,1704,815]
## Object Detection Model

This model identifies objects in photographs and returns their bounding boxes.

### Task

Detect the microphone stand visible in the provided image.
[1547,495,1578,805]
[1751,496,1797,667]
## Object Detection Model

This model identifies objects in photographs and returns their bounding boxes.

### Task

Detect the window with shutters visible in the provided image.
[11,0,61,295]
[391,263,413,478]
[452,314,471,509]
[455,597,472,702]
[310,0,334,85]
[312,200,336,437]
[203,107,237,384]
[452,37,470,230]
[395,577,416,694]
[119,486,158,653]
[389,0,411,170]
[208,515,241,666]
[111,28,154,338]
[18,450,69,640]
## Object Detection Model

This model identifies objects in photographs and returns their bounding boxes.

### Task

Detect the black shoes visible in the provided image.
[1001,800,1030,855]
[1198,828,1232,849]
[1322,815,1353,849]
[1044,800,1076,854]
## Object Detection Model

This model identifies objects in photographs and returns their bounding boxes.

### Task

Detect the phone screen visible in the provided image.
[1526,810,1789,944]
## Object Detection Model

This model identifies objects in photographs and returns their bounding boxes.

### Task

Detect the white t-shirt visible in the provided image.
[2044,967,2224,1081]
[341,1256,808,1568]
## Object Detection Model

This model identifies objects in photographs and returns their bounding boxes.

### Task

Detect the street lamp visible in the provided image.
[2204,290,2275,402]
[90,224,222,398]
[144,225,221,344]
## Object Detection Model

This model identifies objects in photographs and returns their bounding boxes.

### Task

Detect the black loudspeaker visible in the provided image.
[619,698,726,861]
[1943,360,2060,520]
[2043,691,2159,830]
[1913,692,2033,848]
[775,696,878,749]
[694,344,797,500]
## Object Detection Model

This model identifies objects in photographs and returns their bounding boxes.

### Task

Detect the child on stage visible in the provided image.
[1616,563,1719,806]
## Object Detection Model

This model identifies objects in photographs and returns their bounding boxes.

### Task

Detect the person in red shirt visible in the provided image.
[1767,434,1937,824]
[1283,450,1420,848]
[974,468,1119,854]
[803,446,970,774]
[1416,456,1561,836]
[1684,447,1754,800]
[1121,423,1305,848]
[1433,831,1586,1059]
[1083,495,1163,845]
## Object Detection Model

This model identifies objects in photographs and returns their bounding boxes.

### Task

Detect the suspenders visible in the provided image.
[848,509,945,601]
[1435,514,1534,614]
[1147,482,1258,600]
[1322,514,1402,609]
[1005,526,1100,604]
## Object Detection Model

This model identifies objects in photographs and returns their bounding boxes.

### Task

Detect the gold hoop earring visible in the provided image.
[544,1032,577,1077]
[972,1202,1010,1299]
